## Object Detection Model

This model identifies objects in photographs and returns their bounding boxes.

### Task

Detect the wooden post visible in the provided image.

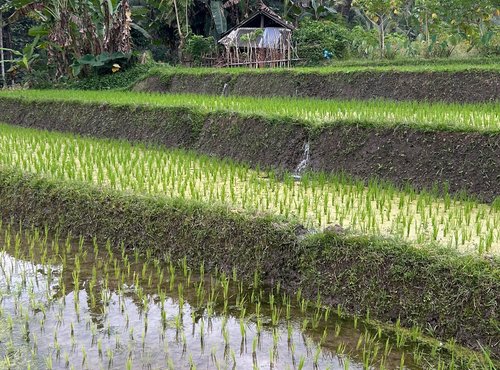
[287,32,291,68]
[0,12,6,88]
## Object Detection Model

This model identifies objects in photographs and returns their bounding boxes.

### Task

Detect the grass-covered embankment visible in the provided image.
[133,60,500,103]
[0,90,498,203]
[3,89,498,132]
[0,165,498,362]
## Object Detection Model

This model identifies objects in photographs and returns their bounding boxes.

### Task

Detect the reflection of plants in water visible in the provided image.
[0,222,495,369]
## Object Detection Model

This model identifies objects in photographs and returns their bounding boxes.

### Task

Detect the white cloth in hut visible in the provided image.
[258,27,283,49]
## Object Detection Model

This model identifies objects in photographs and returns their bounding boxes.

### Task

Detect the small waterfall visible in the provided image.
[293,141,310,180]
[221,83,229,97]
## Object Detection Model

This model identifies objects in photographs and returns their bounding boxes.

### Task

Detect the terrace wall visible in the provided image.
[0,167,498,359]
[1,98,499,203]
[133,71,500,103]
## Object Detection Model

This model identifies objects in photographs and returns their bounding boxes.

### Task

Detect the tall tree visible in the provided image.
[353,0,403,56]
[0,10,5,87]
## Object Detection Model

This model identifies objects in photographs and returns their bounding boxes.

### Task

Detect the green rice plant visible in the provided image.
[145,58,500,76]
[1,89,499,132]
[1,123,497,254]
[0,209,496,368]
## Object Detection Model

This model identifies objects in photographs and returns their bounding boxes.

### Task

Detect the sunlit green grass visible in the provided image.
[1,89,499,132]
[1,123,498,255]
[148,57,500,74]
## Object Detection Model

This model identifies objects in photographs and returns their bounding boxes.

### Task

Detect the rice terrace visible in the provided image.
[0,1,500,369]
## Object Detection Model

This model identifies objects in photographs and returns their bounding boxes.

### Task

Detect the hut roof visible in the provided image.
[220,4,294,39]
[218,27,292,48]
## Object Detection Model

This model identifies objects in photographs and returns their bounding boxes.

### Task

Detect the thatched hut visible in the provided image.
[218,4,295,67]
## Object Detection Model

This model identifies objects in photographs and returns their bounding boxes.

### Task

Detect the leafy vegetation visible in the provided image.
[1,0,498,86]
[293,20,352,64]
[63,62,153,90]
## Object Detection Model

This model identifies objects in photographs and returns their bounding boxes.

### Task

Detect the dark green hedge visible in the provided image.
[0,166,498,359]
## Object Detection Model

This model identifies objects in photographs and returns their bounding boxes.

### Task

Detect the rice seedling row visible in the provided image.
[0,123,498,255]
[0,221,490,369]
[0,89,498,132]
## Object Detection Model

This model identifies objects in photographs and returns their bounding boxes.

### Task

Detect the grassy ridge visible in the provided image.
[0,90,499,133]
[0,165,498,362]
[147,58,500,75]
[1,123,498,254]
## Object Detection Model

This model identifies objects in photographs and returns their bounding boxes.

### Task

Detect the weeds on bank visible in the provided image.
[0,222,494,369]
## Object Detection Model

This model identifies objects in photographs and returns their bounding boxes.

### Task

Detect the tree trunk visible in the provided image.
[379,19,385,57]
[173,0,185,62]
[341,0,353,19]
[0,12,5,88]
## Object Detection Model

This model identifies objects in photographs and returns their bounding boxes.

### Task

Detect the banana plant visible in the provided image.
[0,35,40,74]
[6,0,150,78]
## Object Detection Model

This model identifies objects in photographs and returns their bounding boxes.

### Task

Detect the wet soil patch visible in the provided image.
[0,100,203,149]
[195,113,307,170]
[310,126,500,203]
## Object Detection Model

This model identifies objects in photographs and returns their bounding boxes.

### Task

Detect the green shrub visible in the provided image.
[384,33,408,59]
[474,26,500,57]
[348,25,379,59]
[58,62,154,90]
[183,35,216,65]
[294,20,352,65]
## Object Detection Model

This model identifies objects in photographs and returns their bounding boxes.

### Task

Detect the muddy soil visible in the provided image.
[134,71,500,103]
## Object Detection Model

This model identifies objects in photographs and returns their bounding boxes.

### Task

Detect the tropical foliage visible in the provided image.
[0,0,498,85]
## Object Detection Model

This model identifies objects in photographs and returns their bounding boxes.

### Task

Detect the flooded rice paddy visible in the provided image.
[0,222,460,369]
[0,124,498,255]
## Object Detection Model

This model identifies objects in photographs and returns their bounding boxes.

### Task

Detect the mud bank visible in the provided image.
[133,70,500,103]
[1,98,498,202]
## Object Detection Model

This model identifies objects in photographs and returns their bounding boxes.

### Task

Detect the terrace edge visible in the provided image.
[0,98,499,203]
[133,70,500,103]
[0,167,498,362]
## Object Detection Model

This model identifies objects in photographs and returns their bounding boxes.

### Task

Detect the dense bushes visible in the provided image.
[183,35,216,65]
[293,17,500,65]
[58,62,154,90]
[294,20,352,64]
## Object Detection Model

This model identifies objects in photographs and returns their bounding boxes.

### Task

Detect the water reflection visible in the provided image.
[0,229,418,369]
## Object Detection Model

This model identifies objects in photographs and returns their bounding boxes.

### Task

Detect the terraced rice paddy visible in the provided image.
[147,58,500,73]
[0,222,483,369]
[0,90,499,132]
[0,123,498,255]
